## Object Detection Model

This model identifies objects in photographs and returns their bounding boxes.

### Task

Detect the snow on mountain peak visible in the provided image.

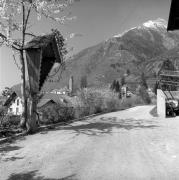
[113,18,167,38]
[143,18,167,29]
[113,27,137,38]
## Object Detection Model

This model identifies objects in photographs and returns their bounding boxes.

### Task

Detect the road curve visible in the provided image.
[1,105,179,180]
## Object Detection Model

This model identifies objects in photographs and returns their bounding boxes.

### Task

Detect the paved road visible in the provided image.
[1,105,179,180]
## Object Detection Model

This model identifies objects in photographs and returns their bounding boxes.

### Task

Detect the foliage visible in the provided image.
[0,105,7,124]
[40,104,75,124]
[105,95,121,112]
[0,114,22,138]
[140,72,148,89]
[2,87,13,97]
[160,59,176,72]
[77,88,104,114]
[0,0,77,42]
[1,115,20,127]
[78,88,146,115]
[138,86,151,104]
[110,80,116,91]
[39,88,147,125]
[153,81,159,95]
[110,80,121,98]
[126,69,130,75]
[121,96,144,108]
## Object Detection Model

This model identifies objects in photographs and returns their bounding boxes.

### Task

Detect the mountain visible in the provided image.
[13,18,179,92]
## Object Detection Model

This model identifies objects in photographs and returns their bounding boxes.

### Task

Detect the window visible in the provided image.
[9,108,13,112]
[16,108,19,114]
[17,99,19,106]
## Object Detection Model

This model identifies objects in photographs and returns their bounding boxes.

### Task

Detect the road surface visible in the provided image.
[1,105,179,180]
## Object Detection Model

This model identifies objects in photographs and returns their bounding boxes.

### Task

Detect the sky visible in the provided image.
[0,0,171,93]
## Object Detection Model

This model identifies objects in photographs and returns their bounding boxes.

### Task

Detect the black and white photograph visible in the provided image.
[1,0,179,179]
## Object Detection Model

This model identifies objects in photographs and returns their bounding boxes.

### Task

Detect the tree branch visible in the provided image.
[25,32,36,37]
[24,3,32,33]
[22,1,25,47]
[0,32,21,51]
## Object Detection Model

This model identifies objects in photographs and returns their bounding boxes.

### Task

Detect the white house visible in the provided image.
[4,92,23,115]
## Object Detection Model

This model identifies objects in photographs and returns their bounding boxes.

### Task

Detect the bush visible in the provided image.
[137,86,151,104]
[0,115,20,128]
[40,88,147,125]
[105,95,121,112]
[77,88,122,114]
[40,104,75,125]
[120,96,144,109]
[74,106,90,118]
[77,88,105,115]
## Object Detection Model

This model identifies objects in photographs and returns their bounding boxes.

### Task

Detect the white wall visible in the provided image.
[157,89,166,118]
[8,97,23,115]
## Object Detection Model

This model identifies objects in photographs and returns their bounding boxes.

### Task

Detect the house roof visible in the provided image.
[25,33,58,50]
[3,92,17,107]
[37,93,68,108]
[167,0,179,31]
[38,93,83,108]
[37,99,56,108]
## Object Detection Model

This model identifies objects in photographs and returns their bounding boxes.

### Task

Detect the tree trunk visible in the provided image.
[26,94,38,134]
[19,50,38,134]
[20,51,28,129]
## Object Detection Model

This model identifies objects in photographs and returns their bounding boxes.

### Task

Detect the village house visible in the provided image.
[3,91,23,115]
[37,93,68,110]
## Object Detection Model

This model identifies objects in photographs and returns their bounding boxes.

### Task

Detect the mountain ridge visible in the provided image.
[12,18,179,93]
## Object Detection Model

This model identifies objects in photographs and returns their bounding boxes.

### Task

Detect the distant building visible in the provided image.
[37,93,82,110]
[121,85,128,98]
[3,92,23,115]
[50,77,74,96]
[37,94,67,110]
[50,87,70,95]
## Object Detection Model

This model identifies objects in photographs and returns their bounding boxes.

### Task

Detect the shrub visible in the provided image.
[121,96,144,109]
[0,115,20,128]
[40,104,75,125]
[40,88,147,125]
[139,86,151,104]
[77,88,104,115]
[77,88,121,114]
[136,85,151,104]
[104,95,121,112]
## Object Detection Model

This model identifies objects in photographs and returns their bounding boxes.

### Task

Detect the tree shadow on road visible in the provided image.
[0,145,21,153]
[0,136,26,161]
[41,117,159,137]
[0,144,24,162]
[3,156,24,162]
[149,106,158,117]
[6,170,77,180]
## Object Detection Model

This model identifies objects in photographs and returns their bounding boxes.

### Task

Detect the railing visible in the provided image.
[160,70,179,77]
